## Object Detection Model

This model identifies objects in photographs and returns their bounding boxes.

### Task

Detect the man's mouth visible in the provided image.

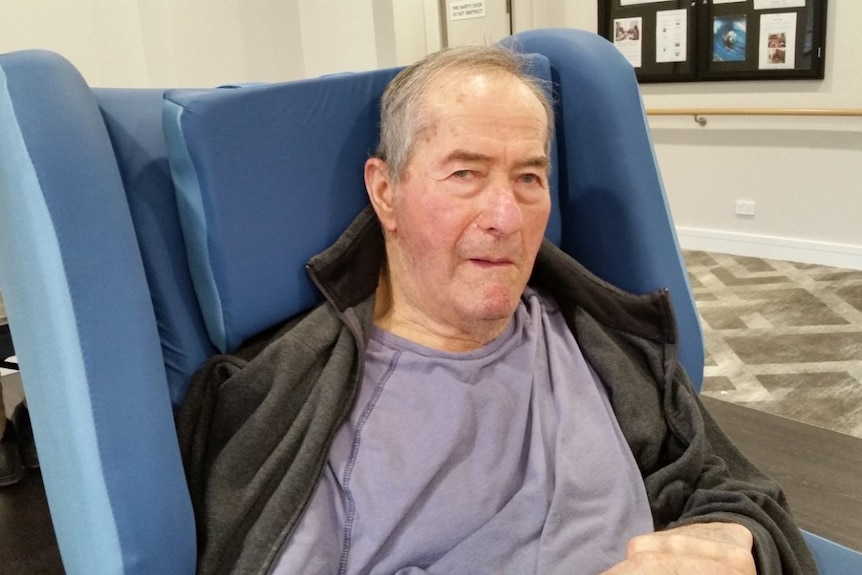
[469,257,514,267]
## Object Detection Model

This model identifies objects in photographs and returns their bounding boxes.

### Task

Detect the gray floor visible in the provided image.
[1,373,63,573]
[703,395,862,551]
[686,250,862,439]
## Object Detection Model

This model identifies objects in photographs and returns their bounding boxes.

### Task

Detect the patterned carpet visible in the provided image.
[684,251,862,439]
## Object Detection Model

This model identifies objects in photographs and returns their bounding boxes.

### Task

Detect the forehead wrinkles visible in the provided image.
[415,70,545,139]
[410,71,458,145]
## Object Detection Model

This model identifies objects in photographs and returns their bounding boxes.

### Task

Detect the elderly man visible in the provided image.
[178,46,815,575]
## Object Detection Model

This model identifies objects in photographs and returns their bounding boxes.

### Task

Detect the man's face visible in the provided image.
[369,71,551,346]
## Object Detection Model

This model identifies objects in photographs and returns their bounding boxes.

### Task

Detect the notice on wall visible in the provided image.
[614,17,643,68]
[759,12,797,69]
[753,0,806,9]
[620,0,675,5]
[713,0,746,5]
[656,9,687,63]
[450,1,485,21]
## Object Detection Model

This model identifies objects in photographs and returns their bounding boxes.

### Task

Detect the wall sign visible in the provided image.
[450,1,486,21]
[598,0,827,83]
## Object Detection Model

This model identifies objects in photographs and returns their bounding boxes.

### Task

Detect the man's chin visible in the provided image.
[460,289,522,322]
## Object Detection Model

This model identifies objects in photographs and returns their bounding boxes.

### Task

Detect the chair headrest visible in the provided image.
[164,55,556,352]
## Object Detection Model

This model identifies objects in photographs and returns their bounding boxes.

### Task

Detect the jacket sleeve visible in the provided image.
[573,309,817,575]
[174,304,363,575]
[665,371,818,575]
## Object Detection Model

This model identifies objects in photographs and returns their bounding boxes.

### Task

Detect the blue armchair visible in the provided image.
[0,27,856,574]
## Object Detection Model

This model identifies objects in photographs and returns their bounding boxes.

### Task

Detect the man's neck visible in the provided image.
[372,279,510,353]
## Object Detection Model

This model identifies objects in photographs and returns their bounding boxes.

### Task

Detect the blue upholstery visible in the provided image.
[804,531,862,575]
[162,72,397,353]
[0,28,857,575]
[95,88,216,406]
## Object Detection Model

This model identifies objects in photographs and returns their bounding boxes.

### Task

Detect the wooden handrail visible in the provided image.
[647,108,862,118]
[646,108,862,127]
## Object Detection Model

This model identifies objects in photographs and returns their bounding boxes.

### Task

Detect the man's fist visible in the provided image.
[601,522,755,575]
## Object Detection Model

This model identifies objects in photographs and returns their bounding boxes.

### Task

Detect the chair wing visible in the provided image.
[0,50,196,574]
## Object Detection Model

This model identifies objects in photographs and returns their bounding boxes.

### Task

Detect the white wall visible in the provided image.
[0,0,307,87]
[2,0,859,268]
[0,0,407,86]
[297,0,381,76]
[563,0,862,269]
[0,1,149,86]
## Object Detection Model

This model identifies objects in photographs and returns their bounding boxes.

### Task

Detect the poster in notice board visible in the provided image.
[597,0,827,83]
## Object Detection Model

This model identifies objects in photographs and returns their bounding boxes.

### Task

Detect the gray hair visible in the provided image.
[376,44,554,184]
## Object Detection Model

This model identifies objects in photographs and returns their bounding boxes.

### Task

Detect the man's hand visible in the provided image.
[600,522,756,575]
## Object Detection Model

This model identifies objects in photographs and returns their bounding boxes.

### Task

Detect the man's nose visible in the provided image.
[477,182,523,236]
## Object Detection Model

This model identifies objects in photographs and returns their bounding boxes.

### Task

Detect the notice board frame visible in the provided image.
[597,0,828,84]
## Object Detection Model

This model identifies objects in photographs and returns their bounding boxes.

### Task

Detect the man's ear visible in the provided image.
[365,157,397,232]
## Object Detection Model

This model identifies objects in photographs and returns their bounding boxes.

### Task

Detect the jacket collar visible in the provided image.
[305,206,384,313]
[306,205,678,346]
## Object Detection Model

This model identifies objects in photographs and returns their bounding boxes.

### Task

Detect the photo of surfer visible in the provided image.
[713,16,746,62]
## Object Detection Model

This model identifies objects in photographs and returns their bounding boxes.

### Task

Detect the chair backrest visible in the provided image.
[0,28,713,573]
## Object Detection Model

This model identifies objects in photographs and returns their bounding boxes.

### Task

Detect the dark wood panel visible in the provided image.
[0,472,63,573]
[704,395,862,551]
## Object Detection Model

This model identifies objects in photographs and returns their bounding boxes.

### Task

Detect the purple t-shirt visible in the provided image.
[272,287,654,574]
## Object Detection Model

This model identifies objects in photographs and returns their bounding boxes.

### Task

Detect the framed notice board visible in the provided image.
[597,0,828,83]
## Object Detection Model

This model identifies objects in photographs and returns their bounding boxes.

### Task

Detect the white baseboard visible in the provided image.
[676,227,862,271]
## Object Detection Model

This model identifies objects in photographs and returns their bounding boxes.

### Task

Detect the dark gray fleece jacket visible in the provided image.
[176,207,816,575]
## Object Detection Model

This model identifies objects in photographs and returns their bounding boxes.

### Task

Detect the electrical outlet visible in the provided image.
[735,200,756,216]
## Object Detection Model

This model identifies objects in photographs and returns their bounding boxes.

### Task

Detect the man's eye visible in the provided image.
[519,173,540,184]
[452,170,472,179]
